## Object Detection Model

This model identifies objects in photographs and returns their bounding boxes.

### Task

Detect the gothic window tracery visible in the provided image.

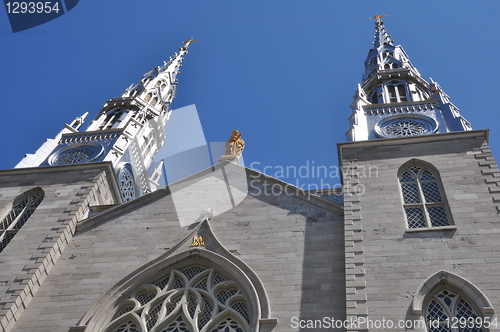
[101,265,252,332]
[382,50,394,59]
[399,163,451,229]
[386,81,408,102]
[384,62,399,70]
[425,288,484,332]
[0,188,44,253]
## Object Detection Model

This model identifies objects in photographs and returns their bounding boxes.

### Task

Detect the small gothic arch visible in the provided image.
[150,96,158,106]
[398,159,453,230]
[412,270,494,320]
[144,93,152,103]
[142,76,154,87]
[0,187,44,253]
[382,50,394,59]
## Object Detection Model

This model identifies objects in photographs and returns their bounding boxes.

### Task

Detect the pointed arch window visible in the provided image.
[0,188,44,253]
[399,163,451,229]
[382,50,394,59]
[387,81,408,102]
[425,288,485,332]
[101,264,252,332]
[150,96,158,106]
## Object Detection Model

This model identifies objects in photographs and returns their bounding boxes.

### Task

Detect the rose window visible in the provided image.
[383,119,428,137]
[50,143,103,166]
[375,115,438,138]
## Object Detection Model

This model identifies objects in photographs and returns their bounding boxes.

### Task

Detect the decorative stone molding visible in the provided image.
[364,101,439,116]
[412,270,494,316]
[59,131,122,145]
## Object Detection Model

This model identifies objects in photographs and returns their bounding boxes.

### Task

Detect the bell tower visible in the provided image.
[347,16,471,141]
[15,39,197,202]
[339,17,500,330]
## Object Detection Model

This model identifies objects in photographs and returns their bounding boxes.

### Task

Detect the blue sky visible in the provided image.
[1,1,500,188]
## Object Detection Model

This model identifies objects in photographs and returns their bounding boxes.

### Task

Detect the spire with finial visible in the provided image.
[346,17,472,142]
[16,39,199,202]
[369,14,393,48]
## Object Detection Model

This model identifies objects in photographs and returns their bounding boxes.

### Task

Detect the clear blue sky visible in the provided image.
[1,1,499,188]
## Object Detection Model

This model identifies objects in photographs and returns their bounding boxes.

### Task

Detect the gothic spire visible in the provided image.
[369,15,393,48]
[16,39,198,202]
[346,18,471,142]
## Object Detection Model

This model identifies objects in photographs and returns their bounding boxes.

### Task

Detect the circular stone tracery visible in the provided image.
[50,143,103,166]
[384,119,428,137]
[375,115,438,138]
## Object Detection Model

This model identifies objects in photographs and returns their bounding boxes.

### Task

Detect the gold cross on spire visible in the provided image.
[181,38,198,49]
[368,14,388,23]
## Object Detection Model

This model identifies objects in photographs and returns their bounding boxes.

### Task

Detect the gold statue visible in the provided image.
[189,236,206,247]
[368,14,388,23]
[224,130,245,158]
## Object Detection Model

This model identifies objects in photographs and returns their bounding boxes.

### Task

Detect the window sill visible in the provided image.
[405,225,457,233]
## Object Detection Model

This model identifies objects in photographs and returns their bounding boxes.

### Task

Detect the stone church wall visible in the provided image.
[339,130,500,331]
[0,164,121,332]
[7,171,345,332]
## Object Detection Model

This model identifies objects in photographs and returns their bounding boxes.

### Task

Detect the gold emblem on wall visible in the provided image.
[189,236,206,247]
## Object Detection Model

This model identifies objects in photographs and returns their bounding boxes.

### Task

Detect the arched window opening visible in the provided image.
[425,287,485,332]
[143,77,153,87]
[160,83,167,93]
[154,81,161,88]
[382,50,394,59]
[399,163,451,229]
[150,96,158,106]
[0,188,44,253]
[387,81,408,103]
[101,109,125,130]
[101,265,252,332]
[144,93,152,103]
[165,90,173,102]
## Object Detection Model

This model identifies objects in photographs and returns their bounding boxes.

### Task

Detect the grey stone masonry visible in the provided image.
[338,130,500,331]
[6,164,345,332]
[0,163,121,332]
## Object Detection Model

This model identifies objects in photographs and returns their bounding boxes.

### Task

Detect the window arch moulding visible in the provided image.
[412,270,494,317]
[71,219,275,332]
[398,159,455,232]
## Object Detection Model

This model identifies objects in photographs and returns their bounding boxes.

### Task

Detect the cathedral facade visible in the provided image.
[0,19,499,332]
